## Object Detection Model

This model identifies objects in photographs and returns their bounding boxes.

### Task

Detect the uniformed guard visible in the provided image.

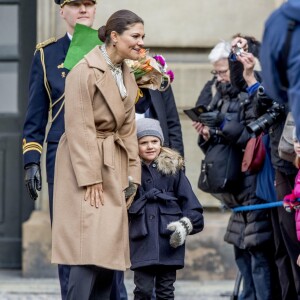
[22,1,97,299]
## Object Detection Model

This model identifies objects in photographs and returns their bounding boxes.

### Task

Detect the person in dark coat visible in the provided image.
[129,118,203,300]
[260,3,300,298]
[135,86,184,157]
[260,0,300,142]
[233,33,300,299]
[193,40,275,300]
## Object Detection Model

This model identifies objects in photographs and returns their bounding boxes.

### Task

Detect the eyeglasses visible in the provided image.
[210,69,228,76]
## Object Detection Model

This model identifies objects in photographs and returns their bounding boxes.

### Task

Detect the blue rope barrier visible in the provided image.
[232,201,283,212]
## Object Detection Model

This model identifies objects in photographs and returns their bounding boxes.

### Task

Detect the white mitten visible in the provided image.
[167,217,193,248]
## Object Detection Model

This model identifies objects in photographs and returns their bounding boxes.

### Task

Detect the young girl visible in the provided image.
[128,118,204,300]
[283,129,300,266]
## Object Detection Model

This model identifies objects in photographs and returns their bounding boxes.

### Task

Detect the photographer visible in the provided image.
[260,2,300,298]
[235,35,300,299]
[250,86,300,300]
[193,38,274,300]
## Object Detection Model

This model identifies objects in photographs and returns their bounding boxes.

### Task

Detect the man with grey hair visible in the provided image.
[193,41,230,110]
[208,41,231,63]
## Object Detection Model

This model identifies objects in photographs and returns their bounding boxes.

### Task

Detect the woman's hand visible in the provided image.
[85,183,104,208]
[237,52,257,86]
[231,36,248,54]
[192,122,211,141]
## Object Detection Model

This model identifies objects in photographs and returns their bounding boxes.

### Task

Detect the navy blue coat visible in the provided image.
[260,0,300,140]
[128,158,203,270]
[22,34,70,183]
[135,86,184,157]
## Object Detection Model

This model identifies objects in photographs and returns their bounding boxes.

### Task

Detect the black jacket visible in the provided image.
[196,79,273,249]
[22,34,71,183]
[251,90,297,175]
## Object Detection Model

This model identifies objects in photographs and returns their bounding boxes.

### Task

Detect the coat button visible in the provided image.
[152,163,156,167]
[149,215,155,220]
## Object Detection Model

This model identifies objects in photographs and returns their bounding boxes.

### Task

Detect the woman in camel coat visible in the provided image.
[51,9,144,299]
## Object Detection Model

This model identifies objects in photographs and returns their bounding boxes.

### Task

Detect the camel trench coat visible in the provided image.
[51,46,141,271]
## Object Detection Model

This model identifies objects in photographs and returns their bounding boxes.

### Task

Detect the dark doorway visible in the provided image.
[0,0,36,268]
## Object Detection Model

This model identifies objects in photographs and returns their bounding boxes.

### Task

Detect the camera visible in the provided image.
[233,42,244,56]
[247,86,285,134]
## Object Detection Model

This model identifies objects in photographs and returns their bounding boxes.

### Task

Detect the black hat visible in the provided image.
[54,0,96,6]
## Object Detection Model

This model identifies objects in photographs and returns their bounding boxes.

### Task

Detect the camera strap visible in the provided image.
[278,19,297,91]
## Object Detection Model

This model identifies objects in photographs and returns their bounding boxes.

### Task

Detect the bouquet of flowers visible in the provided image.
[153,54,175,91]
[126,49,174,91]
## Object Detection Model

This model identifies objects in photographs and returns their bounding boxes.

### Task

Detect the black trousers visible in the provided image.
[133,266,176,300]
[67,265,114,300]
[49,183,71,300]
[272,170,300,299]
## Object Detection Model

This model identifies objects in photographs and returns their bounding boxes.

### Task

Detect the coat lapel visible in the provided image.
[122,63,139,111]
[84,46,126,129]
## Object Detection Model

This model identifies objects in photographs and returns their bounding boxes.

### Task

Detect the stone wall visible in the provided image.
[42,0,284,208]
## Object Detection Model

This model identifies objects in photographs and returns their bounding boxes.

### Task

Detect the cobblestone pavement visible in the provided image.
[0,270,236,300]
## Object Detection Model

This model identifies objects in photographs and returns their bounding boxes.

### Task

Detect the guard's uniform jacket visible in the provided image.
[22,34,71,183]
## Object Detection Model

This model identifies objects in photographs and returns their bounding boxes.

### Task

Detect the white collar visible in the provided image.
[67,32,73,41]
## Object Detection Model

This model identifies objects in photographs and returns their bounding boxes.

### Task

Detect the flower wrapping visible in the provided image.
[153,54,175,91]
[126,50,174,91]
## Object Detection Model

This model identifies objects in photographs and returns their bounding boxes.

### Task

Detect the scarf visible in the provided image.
[100,44,127,99]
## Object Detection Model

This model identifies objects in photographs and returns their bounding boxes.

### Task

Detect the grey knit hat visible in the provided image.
[136,118,164,145]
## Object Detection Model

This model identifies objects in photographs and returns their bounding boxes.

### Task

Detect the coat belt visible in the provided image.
[129,188,177,214]
[96,131,129,189]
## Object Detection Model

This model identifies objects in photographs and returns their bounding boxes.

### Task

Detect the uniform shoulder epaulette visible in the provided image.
[36,37,57,50]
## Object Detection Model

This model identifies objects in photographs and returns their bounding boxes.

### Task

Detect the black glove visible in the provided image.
[199,111,225,128]
[24,163,42,200]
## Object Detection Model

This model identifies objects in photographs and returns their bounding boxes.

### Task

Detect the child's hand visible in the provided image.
[293,200,300,210]
[125,176,138,209]
[167,217,193,248]
[297,254,300,267]
[283,192,296,212]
